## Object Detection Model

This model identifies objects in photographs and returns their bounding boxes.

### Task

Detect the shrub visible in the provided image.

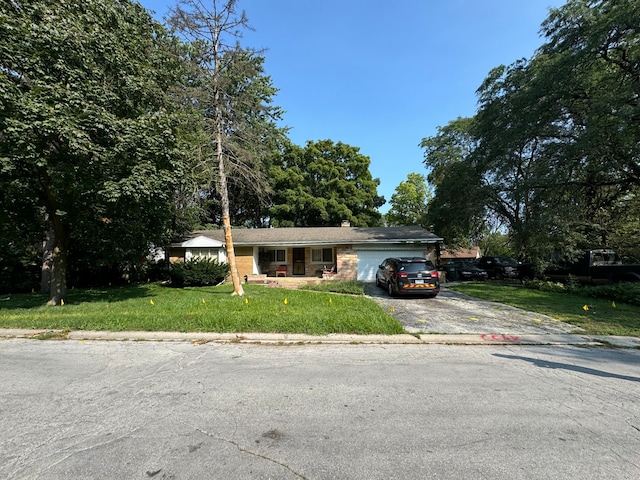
[524,279,567,293]
[143,259,170,283]
[580,283,640,307]
[168,258,230,287]
[525,278,640,307]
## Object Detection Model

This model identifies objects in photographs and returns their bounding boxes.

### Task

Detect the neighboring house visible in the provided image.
[168,225,443,282]
[171,235,227,263]
[440,247,481,263]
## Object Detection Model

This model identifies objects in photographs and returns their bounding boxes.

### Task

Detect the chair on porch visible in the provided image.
[276,265,287,277]
[322,265,337,276]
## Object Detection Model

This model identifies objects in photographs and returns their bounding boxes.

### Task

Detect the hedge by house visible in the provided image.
[168,258,230,287]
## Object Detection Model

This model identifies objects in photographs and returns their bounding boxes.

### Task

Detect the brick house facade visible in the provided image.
[169,226,442,282]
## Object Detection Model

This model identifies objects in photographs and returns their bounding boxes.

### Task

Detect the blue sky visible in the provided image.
[139,0,565,213]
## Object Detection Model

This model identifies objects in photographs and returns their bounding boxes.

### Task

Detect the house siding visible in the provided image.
[168,248,185,263]
[234,247,254,280]
[335,247,357,281]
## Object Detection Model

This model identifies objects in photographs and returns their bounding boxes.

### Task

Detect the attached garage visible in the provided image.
[355,247,427,281]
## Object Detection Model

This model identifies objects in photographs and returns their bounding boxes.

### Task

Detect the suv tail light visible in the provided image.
[395,272,408,278]
[431,271,439,278]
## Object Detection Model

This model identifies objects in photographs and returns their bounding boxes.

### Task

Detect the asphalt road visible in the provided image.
[1,340,639,479]
[364,282,582,335]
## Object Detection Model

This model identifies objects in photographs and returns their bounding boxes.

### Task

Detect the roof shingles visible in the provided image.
[187,226,442,246]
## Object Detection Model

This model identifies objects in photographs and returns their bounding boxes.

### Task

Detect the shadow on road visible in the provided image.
[494,353,640,383]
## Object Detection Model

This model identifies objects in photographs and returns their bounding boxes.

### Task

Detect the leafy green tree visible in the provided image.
[385,173,431,227]
[0,0,186,304]
[420,118,486,249]
[475,0,640,258]
[606,191,640,262]
[423,0,640,262]
[540,0,640,188]
[268,140,385,227]
[473,59,580,261]
[478,232,515,258]
[535,0,640,255]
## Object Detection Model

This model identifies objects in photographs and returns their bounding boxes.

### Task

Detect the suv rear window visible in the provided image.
[398,261,434,273]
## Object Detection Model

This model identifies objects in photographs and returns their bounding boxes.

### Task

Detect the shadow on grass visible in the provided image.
[0,284,154,310]
[0,283,239,310]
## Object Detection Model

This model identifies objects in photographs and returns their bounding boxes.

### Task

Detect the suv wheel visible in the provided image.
[388,282,396,297]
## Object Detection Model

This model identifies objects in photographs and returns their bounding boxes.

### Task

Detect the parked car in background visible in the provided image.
[475,256,519,280]
[545,249,640,285]
[376,257,440,297]
[516,262,538,283]
[444,261,488,281]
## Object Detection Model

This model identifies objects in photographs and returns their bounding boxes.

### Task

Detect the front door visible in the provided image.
[293,248,305,275]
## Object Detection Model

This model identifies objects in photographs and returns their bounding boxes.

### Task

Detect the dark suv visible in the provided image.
[475,256,519,280]
[444,261,488,281]
[375,257,440,297]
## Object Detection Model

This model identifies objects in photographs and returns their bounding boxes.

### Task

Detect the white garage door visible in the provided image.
[356,249,426,281]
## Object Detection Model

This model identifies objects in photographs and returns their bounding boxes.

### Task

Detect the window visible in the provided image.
[189,248,220,260]
[264,249,286,262]
[311,248,334,263]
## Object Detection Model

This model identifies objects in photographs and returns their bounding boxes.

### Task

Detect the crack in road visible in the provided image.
[195,427,309,480]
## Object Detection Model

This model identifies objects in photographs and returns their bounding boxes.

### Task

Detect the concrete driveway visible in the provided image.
[364,282,582,335]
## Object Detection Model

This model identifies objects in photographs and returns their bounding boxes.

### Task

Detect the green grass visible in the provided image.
[0,283,404,336]
[449,282,640,337]
[299,280,366,295]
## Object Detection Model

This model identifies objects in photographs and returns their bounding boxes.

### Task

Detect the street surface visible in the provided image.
[1,339,639,479]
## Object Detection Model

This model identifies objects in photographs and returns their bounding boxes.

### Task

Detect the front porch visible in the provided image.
[244,274,339,289]
[253,245,354,281]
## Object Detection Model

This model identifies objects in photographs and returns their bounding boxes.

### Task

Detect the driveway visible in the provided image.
[364,283,581,335]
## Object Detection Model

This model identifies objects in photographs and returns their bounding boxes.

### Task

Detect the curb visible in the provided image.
[1,329,639,348]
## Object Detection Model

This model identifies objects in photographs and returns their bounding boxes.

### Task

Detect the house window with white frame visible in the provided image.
[189,248,220,261]
[311,247,334,264]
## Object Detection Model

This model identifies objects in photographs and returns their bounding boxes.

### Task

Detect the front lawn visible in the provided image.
[449,283,640,337]
[0,283,404,335]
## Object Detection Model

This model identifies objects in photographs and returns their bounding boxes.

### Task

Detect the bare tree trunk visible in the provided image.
[217,123,244,296]
[40,223,54,293]
[168,0,251,297]
[46,213,68,306]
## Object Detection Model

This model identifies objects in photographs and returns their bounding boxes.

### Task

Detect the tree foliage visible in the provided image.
[420,118,486,248]
[0,0,387,297]
[421,0,640,262]
[0,0,187,302]
[384,173,431,227]
[268,139,385,227]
